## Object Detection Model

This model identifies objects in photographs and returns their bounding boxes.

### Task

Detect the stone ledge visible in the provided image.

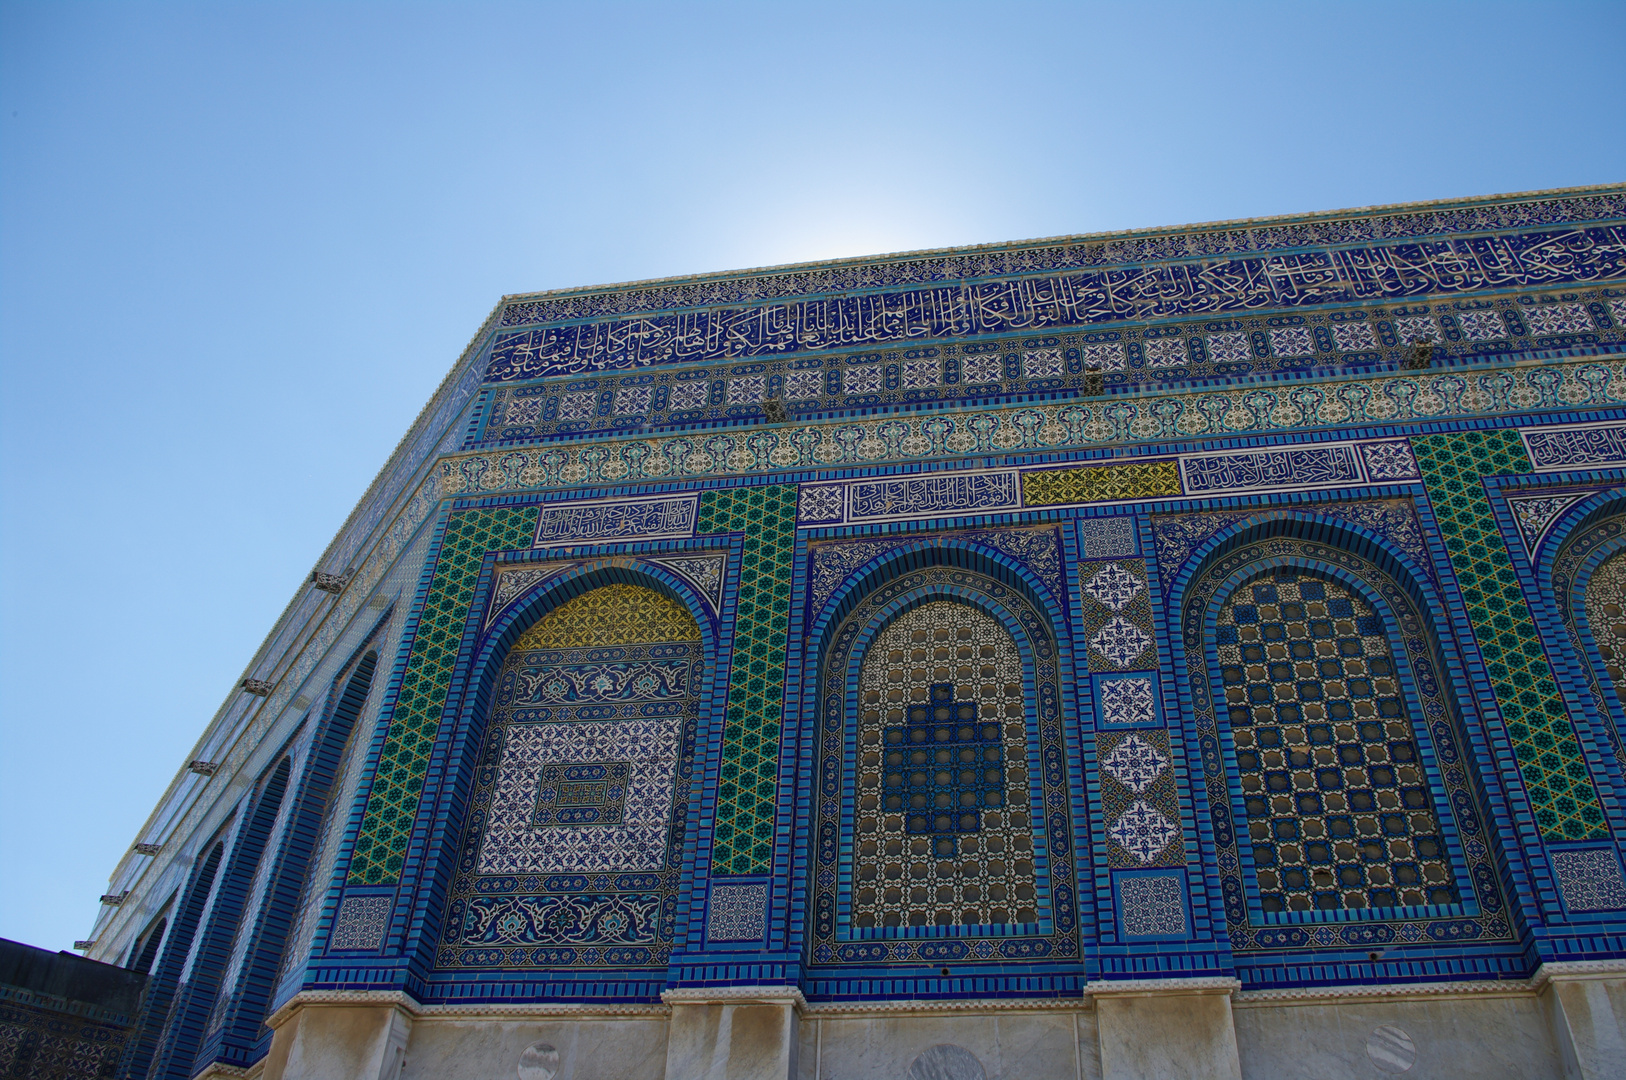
[265,989,669,1031]
[661,986,807,1010]
[1085,976,1242,998]
[803,995,1090,1018]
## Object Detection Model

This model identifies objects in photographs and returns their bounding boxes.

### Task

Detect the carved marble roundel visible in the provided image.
[517,1042,559,1080]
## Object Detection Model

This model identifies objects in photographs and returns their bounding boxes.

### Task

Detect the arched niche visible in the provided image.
[802,545,1080,971]
[1548,494,1626,766]
[435,575,708,977]
[1172,517,1508,943]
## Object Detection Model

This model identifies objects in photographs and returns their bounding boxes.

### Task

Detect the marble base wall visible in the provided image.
[251,974,1626,1080]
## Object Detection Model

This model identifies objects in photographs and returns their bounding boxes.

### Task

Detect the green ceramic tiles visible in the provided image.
[349,506,540,884]
[1412,431,1607,841]
[697,486,797,876]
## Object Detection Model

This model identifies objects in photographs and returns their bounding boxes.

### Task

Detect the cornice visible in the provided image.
[802,995,1089,1017]
[1233,961,1626,1006]
[437,348,1626,500]
[1234,978,1536,1006]
[265,989,671,1030]
[1531,958,1626,987]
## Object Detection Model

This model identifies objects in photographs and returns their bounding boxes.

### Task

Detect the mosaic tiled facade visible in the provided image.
[86,187,1626,1080]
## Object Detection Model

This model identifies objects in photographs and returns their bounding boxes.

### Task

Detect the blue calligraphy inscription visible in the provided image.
[1181,445,1364,495]
[534,497,697,544]
[486,227,1626,379]
[848,472,1020,520]
[1523,424,1626,469]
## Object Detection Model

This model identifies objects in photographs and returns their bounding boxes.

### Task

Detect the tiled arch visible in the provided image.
[1165,514,1515,964]
[387,558,726,992]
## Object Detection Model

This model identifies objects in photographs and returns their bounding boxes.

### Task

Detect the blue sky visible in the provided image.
[1,0,1622,952]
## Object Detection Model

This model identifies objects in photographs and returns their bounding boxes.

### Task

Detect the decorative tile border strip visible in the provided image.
[794,440,1422,525]
[1024,461,1181,505]
[1180,439,1420,495]
[797,471,1020,525]
[1522,420,1626,470]
[476,288,1626,445]
[486,226,1626,378]
[439,354,1626,498]
[1411,432,1607,841]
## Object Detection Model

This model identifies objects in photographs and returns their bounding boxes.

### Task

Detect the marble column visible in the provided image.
[661,987,803,1080]
[261,991,414,1080]
[1089,977,1242,1080]
[1537,961,1626,1080]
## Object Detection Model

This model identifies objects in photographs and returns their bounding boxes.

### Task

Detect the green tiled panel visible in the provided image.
[1412,431,1607,840]
[697,486,797,875]
[349,506,540,884]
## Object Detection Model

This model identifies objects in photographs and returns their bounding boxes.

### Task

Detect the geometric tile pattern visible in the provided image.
[449,351,1626,501]
[1207,332,1251,364]
[440,585,702,970]
[1078,560,1158,672]
[706,883,769,942]
[1552,516,1626,772]
[329,895,391,950]
[1083,562,1145,610]
[1215,569,1459,913]
[696,486,798,875]
[1118,874,1188,936]
[1179,533,1512,950]
[1080,517,1137,558]
[1268,326,1315,357]
[1100,729,1182,867]
[1583,549,1626,690]
[1098,676,1158,727]
[1549,848,1626,912]
[1457,310,1507,341]
[1412,432,1608,840]
[1023,461,1182,507]
[854,604,1037,929]
[1525,303,1592,335]
[812,565,1078,965]
[512,583,699,648]
[350,506,540,884]
[1100,732,1167,794]
[1107,801,1180,864]
[0,990,141,1080]
[884,683,1006,859]
[479,715,679,872]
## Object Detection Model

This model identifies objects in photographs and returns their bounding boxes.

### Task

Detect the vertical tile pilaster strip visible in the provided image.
[1411,431,1609,841]
[696,486,799,876]
[347,506,541,884]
